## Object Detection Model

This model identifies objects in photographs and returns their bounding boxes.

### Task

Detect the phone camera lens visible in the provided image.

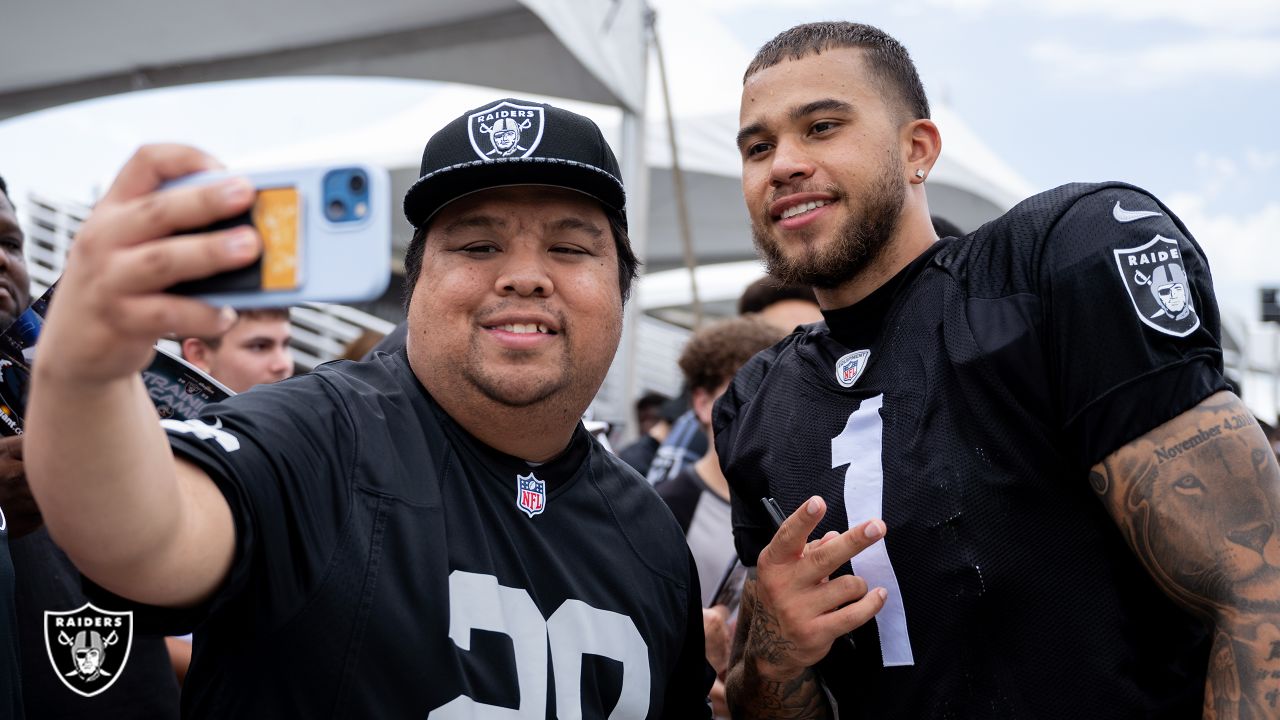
[327,199,347,221]
[348,173,366,193]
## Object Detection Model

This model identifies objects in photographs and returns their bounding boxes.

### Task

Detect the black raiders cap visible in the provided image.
[403,97,627,230]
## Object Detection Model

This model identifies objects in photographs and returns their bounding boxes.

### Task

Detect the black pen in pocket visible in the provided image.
[761,496,858,652]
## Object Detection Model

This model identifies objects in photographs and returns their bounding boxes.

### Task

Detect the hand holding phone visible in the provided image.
[164,164,391,307]
[33,145,255,385]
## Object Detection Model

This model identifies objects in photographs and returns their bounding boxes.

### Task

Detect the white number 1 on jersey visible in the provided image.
[831,394,915,666]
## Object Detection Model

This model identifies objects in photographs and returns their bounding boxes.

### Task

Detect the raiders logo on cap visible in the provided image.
[468,101,545,161]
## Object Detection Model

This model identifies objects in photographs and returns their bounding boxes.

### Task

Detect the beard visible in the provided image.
[460,345,573,409]
[751,155,906,290]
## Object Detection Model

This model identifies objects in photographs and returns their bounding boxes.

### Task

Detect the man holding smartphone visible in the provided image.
[24,99,712,717]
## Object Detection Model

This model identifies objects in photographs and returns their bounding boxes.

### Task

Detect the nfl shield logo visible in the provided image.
[1112,234,1200,337]
[44,603,134,698]
[835,349,871,388]
[516,472,547,518]
[468,101,546,161]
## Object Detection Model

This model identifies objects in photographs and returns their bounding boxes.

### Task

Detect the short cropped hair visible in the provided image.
[402,209,638,310]
[186,307,291,349]
[737,276,817,316]
[744,22,930,122]
[678,316,786,394]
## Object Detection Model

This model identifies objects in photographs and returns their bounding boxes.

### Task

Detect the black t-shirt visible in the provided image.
[138,350,710,718]
[656,468,733,608]
[0,507,22,720]
[715,183,1226,718]
[11,529,179,719]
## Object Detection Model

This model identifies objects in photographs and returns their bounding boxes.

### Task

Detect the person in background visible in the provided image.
[647,278,820,486]
[0,173,27,719]
[656,315,785,719]
[179,307,292,393]
[736,276,821,333]
[2,173,180,719]
[616,390,671,476]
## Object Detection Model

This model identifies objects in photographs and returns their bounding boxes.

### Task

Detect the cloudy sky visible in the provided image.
[711,0,1280,326]
[0,0,1276,328]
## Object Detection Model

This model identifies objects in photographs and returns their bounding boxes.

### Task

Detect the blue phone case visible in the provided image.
[165,164,391,308]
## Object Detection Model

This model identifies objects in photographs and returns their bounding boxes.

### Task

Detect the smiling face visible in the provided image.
[407,186,623,419]
[0,191,32,328]
[738,48,911,290]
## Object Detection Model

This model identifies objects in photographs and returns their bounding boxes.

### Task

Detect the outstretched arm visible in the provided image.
[1091,391,1280,719]
[724,497,887,719]
[26,145,261,608]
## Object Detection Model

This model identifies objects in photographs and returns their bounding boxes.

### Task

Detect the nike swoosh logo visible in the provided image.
[1113,201,1163,223]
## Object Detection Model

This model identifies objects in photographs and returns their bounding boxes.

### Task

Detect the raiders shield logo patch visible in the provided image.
[1113,235,1200,337]
[44,603,133,698]
[517,472,547,518]
[468,101,545,161]
[835,349,871,388]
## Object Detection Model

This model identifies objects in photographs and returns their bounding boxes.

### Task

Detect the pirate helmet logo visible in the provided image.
[1112,234,1200,337]
[1148,263,1191,320]
[44,603,133,697]
[467,101,545,161]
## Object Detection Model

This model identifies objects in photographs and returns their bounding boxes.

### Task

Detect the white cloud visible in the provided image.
[1032,0,1280,33]
[1030,36,1280,88]
[1246,149,1279,172]
[1164,193,1280,328]
[687,0,1280,30]
[1191,151,1242,200]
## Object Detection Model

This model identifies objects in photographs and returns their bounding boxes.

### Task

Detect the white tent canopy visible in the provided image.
[231,84,1033,270]
[1,0,656,427]
[0,0,647,120]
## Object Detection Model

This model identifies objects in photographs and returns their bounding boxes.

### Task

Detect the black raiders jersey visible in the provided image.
[140,350,710,718]
[715,183,1227,718]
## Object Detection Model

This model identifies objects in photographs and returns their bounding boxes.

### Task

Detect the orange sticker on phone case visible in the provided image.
[253,187,299,291]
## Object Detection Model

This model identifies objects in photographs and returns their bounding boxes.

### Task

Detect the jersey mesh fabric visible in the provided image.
[716,182,1223,718]
[99,351,710,718]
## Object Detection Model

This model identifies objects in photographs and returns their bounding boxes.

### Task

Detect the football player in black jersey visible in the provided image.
[720,21,1280,719]
[25,101,713,717]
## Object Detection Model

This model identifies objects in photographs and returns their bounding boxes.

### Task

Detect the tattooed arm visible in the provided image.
[726,576,832,719]
[724,497,887,719]
[1092,391,1280,719]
